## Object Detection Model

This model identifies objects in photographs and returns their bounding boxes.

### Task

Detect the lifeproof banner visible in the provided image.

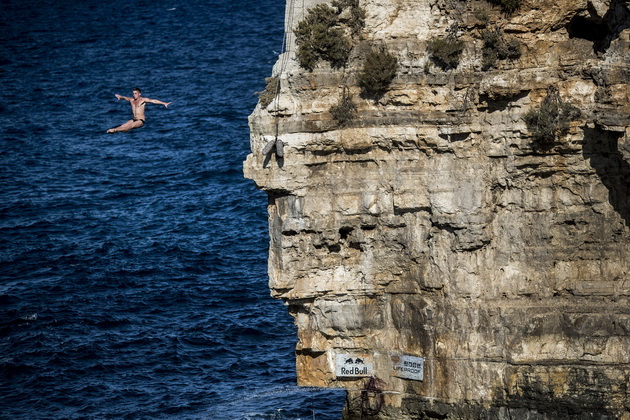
[391,353,424,381]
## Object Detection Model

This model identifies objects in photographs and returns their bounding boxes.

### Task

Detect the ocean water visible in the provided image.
[0,0,345,418]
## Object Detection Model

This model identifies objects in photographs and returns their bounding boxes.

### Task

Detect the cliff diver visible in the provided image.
[107,87,171,133]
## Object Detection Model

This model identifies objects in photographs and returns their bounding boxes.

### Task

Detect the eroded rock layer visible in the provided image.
[244,0,630,418]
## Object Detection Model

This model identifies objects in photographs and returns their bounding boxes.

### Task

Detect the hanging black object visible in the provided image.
[361,376,384,416]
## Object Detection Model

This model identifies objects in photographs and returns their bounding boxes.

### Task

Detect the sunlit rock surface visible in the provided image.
[245,0,630,418]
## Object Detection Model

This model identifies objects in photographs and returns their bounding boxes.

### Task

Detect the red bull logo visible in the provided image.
[335,353,374,378]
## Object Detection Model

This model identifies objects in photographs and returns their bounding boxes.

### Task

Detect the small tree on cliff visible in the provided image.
[330,90,358,126]
[427,36,465,70]
[358,47,398,98]
[481,28,521,69]
[487,0,521,13]
[524,86,581,147]
[294,2,366,71]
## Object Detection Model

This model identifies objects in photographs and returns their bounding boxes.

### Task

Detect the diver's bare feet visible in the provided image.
[107,128,117,133]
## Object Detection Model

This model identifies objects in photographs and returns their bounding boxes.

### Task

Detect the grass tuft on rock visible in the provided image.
[256,75,280,108]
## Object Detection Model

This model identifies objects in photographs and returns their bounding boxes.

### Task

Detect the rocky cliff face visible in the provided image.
[244,0,630,418]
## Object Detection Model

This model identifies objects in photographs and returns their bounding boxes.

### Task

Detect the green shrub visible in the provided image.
[473,8,490,25]
[488,0,521,13]
[294,1,365,71]
[330,93,357,126]
[427,37,465,70]
[332,0,366,36]
[524,87,581,145]
[358,47,398,95]
[482,29,521,69]
[295,4,350,71]
[256,75,280,108]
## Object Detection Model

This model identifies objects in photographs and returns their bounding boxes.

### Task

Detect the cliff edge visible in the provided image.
[244,0,630,418]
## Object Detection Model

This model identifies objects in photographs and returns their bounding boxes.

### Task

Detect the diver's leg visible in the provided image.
[107,119,144,133]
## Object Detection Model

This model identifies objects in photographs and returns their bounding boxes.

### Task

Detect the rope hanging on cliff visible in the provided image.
[262,0,299,159]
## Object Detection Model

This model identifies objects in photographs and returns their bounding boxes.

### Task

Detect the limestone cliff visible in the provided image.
[244,0,630,418]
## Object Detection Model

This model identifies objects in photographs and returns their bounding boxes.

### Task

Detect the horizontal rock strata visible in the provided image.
[245,0,630,418]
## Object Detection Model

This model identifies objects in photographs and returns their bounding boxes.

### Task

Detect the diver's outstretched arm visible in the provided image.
[144,98,172,108]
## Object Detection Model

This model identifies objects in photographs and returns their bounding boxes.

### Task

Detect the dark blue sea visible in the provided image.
[0,0,345,418]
